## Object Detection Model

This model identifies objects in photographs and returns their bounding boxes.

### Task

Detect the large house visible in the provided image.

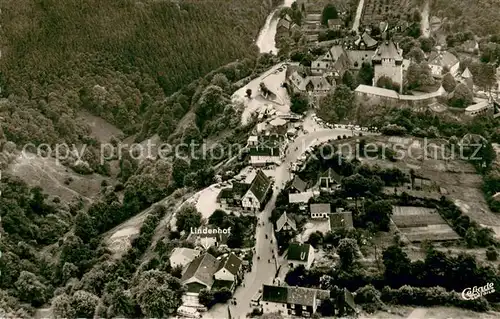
[287,70,334,96]
[310,203,331,219]
[241,170,273,212]
[276,211,297,233]
[372,40,404,93]
[428,51,460,77]
[169,247,201,269]
[287,242,315,269]
[181,252,243,294]
[249,134,286,166]
[311,45,351,78]
[354,31,378,50]
[181,253,220,292]
[217,182,251,207]
[261,284,330,316]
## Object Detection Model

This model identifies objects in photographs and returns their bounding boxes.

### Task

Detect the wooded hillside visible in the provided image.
[0,0,277,140]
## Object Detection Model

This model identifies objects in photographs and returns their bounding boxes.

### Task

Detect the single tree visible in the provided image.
[337,238,360,269]
[290,92,309,114]
[449,83,473,108]
[176,204,202,233]
[321,4,338,26]
[441,73,456,92]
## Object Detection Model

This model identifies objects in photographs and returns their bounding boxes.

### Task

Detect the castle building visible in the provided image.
[372,40,404,93]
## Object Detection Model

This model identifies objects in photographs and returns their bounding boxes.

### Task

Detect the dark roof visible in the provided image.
[248,170,272,203]
[249,147,280,157]
[320,168,342,183]
[277,19,291,30]
[181,253,219,287]
[372,40,403,62]
[218,187,234,199]
[233,182,250,196]
[262,285,288,303]
[262,285,330,306]
[276,212,297,232]
[329,211,354,229]
[291,175,307,192]
[287,243,312,262]
[216,253,242,275]
[310,203,331,215]
[288,287,317,306]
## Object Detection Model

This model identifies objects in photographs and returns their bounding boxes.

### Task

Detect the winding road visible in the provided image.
[255,0,295,54]
[421,0,430,38]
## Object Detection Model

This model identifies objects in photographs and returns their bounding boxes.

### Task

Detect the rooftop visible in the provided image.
[465,100,491,112]
[287,242,312,262]
[354,84,399,99]
[288,191,314,204]
[216,253,242,275]
[428,51,459,68]
[310,203,331,215]
[262,285,330,306]
[248,169,272,203]
[291,175,307,192]
[181,253,219,287]
[276,211,297,232]
[372,40,403,61]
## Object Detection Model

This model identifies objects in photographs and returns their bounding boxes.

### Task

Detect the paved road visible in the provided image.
[255,0,295,54]
[224,126,362,318]
[421,0,430,38]
[352,0,365,33]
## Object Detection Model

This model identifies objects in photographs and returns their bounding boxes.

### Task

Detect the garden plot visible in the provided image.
[392,206,460,242]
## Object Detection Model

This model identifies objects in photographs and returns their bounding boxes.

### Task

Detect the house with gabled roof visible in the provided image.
[318,167,342,190]
[276,211,297,233]
[213,253,243,291]
[355,31,378,50]
[310,203,331,219]
[242,170,273,212]
[290,175,307,193]
[329,208,354,231]
[428,50,459,77]
[287,242,314,269]
[181,253,220,292]
[261,284,330,316]
[217,182,251,207]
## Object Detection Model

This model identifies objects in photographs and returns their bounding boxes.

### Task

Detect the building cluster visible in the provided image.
[170,249,244,304]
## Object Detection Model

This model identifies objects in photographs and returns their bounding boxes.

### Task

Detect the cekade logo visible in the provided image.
[461,282,495,300]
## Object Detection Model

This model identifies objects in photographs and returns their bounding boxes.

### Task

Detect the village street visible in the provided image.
[207,123,366,318]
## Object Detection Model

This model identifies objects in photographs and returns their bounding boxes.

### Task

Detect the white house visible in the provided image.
[169,247,201,269]
[214,253,242,282]
[310,203,331,219]
[261,285,330,317]
[242,170,272,212]
[428,51,460,77]
[287,243,315,270]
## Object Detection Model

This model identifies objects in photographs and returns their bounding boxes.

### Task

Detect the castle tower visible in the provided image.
[461,67,474,91]
[372,40,404,93]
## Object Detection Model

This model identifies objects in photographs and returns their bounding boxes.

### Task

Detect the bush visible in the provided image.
[486,246,498,261]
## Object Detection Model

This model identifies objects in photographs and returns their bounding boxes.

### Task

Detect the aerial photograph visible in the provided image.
[1,0,500,318]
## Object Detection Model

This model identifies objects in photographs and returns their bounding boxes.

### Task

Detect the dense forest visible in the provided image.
[0,0,279,141]
[431,0,500,37]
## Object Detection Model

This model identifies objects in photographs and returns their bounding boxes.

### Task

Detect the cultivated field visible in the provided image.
[392,206,460,242]
[334,135,500,239]
[361,0,414,25]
